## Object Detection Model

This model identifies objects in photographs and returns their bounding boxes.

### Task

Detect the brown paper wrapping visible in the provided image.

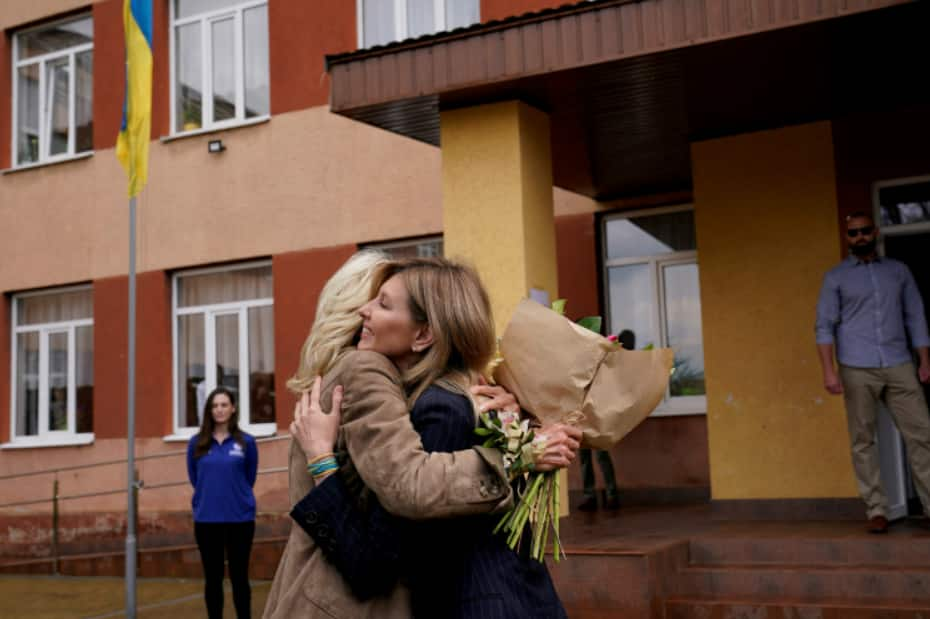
[493,299,674,451]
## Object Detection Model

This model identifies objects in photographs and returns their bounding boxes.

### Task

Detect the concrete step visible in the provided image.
[672,564,930,605]
[689,531,930,568]
[666,598,930,618]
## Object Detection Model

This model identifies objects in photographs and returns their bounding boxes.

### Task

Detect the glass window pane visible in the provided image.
[46,57,71,157]
[48,332,69,431]
[445,0,479,29]
[243,5,269,118]
[663,263,706,397]
[17,16,93,60]
[248,305,275,424]
[407,0,435,38]
[16,64,40,165]
[176,0,239,19]
[211,18,236,122]
[878,181,930,227]
[75,51,93,152]
[15,332,40,437]
[177,266,272,307]
[176,23,202,132]
[607,264,658,350]
[605,211,696,260]
[215,313,240,398]
[76,325,94,433]
[18,289,93,325]
[363,0,396,47]
[178,314,205,428]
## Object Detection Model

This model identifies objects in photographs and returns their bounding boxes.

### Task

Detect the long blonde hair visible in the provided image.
[371,258,496,407]
[287,250,389,394]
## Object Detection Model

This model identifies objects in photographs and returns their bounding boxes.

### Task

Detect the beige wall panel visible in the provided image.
[0,108,443,291]
[0,436,290,515]
[1,106,598,292]
[0,0,105,30]
[692,121,858,500]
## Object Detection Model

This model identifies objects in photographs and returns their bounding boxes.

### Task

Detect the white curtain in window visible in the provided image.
[17,289,93,325]
[363,0,396,47]
[445,0,479,29]
[178,266,272,307]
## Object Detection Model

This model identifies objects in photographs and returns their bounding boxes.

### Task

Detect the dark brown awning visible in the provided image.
[326,0,923,200]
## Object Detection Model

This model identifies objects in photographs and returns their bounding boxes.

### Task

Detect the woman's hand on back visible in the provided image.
[469,380,520,414]
[290,376,343,460]
[532,423,582,471]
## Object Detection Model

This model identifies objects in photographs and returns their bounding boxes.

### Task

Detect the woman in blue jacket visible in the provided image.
[187,387,259,619]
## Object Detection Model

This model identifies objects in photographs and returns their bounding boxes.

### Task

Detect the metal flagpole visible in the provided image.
[125,195,138,618]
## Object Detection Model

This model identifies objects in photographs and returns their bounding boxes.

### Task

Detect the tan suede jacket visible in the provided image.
[262,350,511,619]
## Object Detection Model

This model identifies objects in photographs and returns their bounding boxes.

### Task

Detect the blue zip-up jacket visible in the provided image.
[187,433,258,523]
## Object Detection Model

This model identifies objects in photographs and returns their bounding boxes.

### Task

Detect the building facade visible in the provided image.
[1,0,927,565]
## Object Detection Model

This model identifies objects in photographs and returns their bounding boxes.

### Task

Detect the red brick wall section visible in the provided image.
[269,0,357,114]
[555,213,600,323]
[480,0,567,22]
[832,106,930,257]
[272,244,358,430]
[93,277,128,439]
[151,0,170,139]
[0,295,10,443]
[92,0,124,151]
[136,271,172,438]
[0,32,10,170]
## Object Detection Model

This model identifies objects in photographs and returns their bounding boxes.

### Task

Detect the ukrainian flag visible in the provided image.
[116,0,153,198]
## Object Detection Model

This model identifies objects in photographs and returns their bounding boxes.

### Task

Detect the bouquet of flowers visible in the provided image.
[479,298,674,562]
[474,408,560,562]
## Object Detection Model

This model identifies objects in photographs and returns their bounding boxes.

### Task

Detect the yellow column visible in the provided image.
[440,101,558,335]
[692,121,858,500]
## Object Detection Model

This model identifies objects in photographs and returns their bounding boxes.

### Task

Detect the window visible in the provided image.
[171,0,269,134]
[366,235,444,259]
[602,207,706,415]
[12,15,93,167]
[875,176,930,229]
[9,287,93,447]
[358,0,479,48]
[173,263,275,436]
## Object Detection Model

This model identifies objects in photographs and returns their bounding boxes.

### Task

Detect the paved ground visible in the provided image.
[0,576,272,619]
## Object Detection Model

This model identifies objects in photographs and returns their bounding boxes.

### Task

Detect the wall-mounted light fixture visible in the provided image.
[208,139,226,154]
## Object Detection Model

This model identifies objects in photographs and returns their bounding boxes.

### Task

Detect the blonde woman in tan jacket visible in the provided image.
[263,251,580,619]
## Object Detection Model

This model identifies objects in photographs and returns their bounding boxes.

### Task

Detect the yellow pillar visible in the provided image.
[440,101,558,335]
[692,121,858,500]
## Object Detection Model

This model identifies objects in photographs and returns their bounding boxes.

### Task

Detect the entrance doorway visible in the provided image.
[875,175,930,518]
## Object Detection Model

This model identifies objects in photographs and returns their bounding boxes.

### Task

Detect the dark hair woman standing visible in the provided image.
[186,387,258,619]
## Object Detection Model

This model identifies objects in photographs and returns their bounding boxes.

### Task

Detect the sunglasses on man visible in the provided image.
[847,226,874,238]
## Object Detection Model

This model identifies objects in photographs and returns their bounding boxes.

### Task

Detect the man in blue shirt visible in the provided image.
[816,212,930,533]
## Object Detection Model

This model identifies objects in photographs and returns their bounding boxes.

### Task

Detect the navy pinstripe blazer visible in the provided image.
[292,385,567,619]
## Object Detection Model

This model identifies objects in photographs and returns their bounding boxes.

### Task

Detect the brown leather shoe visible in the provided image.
[868,515,889,534]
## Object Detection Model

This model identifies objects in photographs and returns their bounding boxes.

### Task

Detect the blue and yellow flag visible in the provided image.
[115,0,153,198]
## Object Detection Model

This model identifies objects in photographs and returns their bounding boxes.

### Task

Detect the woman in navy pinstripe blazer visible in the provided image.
[292,257,569,618]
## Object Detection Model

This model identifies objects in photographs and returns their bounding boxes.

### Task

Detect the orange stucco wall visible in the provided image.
[136,271,173,439]
[270,0,356,114]
[555,213,599,321]
[93,277,128,439]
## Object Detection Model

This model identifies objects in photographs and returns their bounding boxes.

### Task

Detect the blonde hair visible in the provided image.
[287,250,389,394]
[371,258,496,407]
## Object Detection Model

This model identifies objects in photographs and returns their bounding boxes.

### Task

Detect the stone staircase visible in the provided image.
[664,529,930,618]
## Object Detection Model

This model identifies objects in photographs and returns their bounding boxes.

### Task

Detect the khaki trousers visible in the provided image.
[840,363,930,519]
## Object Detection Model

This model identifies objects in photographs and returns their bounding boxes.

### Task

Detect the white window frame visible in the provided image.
[5,285,94,449]
[873,174,930,245]
[169,261,275,440]
[365,234,444,258]
[10,14,94,169]
[357,0,477,48]
[601,205,706,417]
[169,0,269,136]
